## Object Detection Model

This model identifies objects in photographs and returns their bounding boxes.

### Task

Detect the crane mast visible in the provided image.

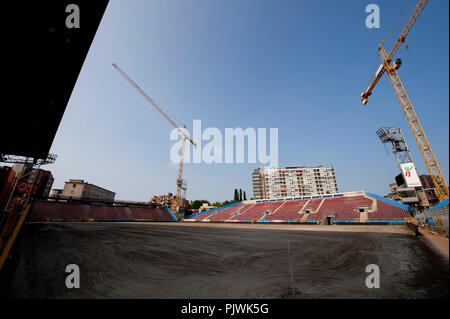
[176,126,188,214]
[112,63,196,217]
[361,0,449,202]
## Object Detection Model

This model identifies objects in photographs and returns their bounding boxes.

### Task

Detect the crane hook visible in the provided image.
[405,42,411,54]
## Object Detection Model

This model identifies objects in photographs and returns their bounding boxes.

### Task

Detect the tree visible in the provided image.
[243,191,247,201]
[222,200,231,206]
[191,200,209,210]
[234,189,239,202]
[239,189,243,201]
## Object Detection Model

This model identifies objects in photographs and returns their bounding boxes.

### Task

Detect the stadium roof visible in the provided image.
[1,1,109,161]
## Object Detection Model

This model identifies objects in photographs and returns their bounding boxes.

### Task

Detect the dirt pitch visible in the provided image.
[0,222,448,299]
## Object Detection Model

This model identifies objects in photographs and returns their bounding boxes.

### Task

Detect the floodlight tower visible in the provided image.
[377,127,430,212]
[376,127,413,170]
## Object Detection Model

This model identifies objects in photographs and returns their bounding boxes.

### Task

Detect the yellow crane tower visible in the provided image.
[361,0,449,202]
[112,63,197,217]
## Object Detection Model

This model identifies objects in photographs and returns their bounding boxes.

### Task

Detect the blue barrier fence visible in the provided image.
[366,219,406,224]
[166,207,178,221]
[425,199,449,213]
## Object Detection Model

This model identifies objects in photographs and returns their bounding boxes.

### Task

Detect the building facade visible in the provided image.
[150,193,187,214]
[150,193,175,207]
[252,166,338,200]
[0,166,16,209]
[385,174,440,210]
[199,202,217,212]
[52,179,115,201]
[0,164,54,211]
[12,164,54,199]
[419,175,439,207]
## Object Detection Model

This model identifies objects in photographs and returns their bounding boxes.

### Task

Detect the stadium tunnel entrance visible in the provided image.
[325,215,335,225]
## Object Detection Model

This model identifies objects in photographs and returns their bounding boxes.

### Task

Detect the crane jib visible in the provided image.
[113,62,196,216]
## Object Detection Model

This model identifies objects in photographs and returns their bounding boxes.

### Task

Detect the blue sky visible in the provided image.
[48,0,449,202]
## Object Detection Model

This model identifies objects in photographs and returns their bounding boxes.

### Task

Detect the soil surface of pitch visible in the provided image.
[0,223,448,298]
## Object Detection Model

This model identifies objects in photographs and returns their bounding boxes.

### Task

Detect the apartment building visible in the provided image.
[252,166,338,200]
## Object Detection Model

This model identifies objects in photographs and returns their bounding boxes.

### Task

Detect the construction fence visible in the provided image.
[415,199,449,236]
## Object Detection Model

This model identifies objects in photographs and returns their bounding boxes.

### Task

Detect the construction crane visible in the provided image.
[361,0,449,202]
[112,63,196,217]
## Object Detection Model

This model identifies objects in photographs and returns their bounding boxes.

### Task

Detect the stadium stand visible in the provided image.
[303,198,323,212]
[229,201,284,221]
[190,209,217,221]
[31,193,412,224]
[186,192,413,224]
[366,201,413,221]
[307,196,373,222]
[185,202,243,221]
[28,201,177,222]
[260,199,308,221]
[28,201,84,222]
[132,207,175,221]
[207,204,249,222]
[90,205,126,221]
[365,193,412,223]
